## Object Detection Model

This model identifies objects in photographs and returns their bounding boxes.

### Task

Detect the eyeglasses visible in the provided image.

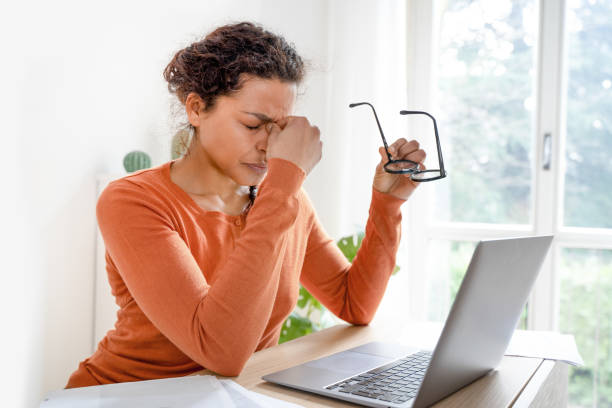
[349,102,447,182]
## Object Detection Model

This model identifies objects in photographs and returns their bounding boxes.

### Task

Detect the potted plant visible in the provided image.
[279,232,400,343]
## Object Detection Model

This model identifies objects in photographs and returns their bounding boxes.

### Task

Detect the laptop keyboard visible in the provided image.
[324,351,432,404]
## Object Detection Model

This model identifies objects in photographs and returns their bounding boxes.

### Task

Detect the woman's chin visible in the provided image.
[232,172,266,187]
[241,165,268,185]
[249,172,267,186]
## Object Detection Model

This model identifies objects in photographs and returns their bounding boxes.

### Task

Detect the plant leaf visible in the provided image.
[337,232,362,262]
[279,312,314,344]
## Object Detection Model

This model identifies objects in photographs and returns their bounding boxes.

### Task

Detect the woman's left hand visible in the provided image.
[372,138,426,200]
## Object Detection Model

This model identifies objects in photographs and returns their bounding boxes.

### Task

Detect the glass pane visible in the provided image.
[434,0,537,224]
[426,240,476,321]
[559,248,612,407]
[563,1,612,229]
[426,240,529,327]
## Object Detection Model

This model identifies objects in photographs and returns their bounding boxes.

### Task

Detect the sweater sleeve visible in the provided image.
[95,158,305,377]
[299,188,406,325]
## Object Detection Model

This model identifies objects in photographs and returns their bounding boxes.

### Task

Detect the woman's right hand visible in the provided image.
[265,116,322,175]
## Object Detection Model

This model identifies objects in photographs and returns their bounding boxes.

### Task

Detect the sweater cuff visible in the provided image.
[371,187,406,216]
[259,158,306,196]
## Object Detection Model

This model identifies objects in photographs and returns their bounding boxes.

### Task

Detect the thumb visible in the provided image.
[376,147,388,173]
[379,146,390,163]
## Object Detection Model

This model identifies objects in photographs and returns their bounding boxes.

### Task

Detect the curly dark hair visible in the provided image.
[163,21,305,112]
[163,21,305,210]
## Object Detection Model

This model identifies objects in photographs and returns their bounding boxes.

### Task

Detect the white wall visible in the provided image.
[2,1,329,406]
[321,0,409,237]
[1,1,410,406]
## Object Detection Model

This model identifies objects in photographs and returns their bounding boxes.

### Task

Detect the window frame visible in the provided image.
[402,0,612,331]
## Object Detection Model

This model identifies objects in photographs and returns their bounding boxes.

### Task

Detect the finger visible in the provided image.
[276,116,290,129]
[397,140,420,157]
[379,146,391,163]
[284,115,308,128]
[403,149,426,164]
[265,122,282,137]
[388,138,409,158]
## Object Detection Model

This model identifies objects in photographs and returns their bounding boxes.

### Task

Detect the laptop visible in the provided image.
[263,235,554,407]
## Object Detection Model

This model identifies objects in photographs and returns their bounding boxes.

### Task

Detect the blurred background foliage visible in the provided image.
[435,0,612,406]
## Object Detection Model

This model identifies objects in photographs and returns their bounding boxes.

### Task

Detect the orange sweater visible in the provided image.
[66,158,405,388]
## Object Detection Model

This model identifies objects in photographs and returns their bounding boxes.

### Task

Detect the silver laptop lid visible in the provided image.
[413,235,553,407]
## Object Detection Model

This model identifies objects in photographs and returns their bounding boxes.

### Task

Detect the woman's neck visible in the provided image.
[170,148,250,213]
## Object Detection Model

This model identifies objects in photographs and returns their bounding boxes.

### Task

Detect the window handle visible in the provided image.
[543,132,552,170]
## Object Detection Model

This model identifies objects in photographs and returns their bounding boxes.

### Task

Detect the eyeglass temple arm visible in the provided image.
[400,110,446,173]
[349,102,393,161]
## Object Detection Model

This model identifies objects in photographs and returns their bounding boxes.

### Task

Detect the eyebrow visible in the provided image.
[241,111,275,123]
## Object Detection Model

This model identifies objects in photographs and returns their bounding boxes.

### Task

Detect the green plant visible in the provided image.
[123,151,151,173]
[279,231,400,344]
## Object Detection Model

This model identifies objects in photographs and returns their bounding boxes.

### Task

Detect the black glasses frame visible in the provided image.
[349,101,447,182]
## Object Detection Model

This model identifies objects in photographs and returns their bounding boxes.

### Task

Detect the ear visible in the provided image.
[185,92,206,127]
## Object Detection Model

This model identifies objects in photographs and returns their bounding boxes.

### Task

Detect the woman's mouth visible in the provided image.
[244,163,268,173]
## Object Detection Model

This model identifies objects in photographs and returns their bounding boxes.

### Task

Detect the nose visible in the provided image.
[255,127,269,153]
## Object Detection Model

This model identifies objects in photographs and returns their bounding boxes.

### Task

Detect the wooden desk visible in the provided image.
[199,324,568,407]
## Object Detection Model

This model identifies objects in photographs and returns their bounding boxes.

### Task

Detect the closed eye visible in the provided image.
[245,124,261,130]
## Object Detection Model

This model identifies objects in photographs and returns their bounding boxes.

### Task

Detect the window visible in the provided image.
[434,0,537,226]
[563,0,612,230]
[560,248,612,406]
[403,1,612,406]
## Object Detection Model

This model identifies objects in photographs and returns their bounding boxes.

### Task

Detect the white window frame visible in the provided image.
[402,0,612,330]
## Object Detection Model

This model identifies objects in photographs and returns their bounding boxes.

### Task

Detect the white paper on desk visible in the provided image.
[40,375,236,408]
[396,322,584,366]
[218,380,264,408]
[219,379,305,408]
[506,330,584,366]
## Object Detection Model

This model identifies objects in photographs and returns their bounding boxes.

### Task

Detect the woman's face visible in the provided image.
[187,74,297,186]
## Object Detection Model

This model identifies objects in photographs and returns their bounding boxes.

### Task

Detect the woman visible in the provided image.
[66,21,426,388]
